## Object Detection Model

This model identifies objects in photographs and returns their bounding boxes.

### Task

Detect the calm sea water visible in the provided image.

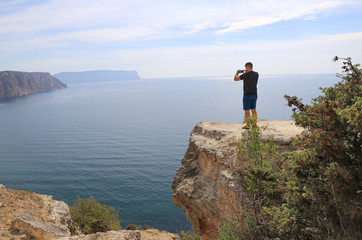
[0,74,338,233]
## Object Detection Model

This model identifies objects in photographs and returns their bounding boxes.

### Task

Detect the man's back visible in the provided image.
[239,71,258,95]
[234,61,258,129]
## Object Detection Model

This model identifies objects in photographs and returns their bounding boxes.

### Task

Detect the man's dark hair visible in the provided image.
[245,62,253,68]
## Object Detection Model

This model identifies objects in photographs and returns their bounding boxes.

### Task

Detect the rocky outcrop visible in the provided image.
[0,184,70,230]
[172,121,305,240]
[0,71,67,100]
[11,215,70,240]
[58,230,141,240]
[0,184,179,240]
[0,184,71,240]
[58,229,179,240]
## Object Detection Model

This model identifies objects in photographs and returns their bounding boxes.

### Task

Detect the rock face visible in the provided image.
[0,184,71,240]
[11,215,70,240]
[0,184,179,240]
[0,71,67,100]
[172,121,305,240]
[58,230,141,240]
[0,184,70,230]
[58,229,179,240]
[54,70,141,84]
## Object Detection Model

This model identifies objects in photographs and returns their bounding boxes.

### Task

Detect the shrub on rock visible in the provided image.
[69,196,121,235]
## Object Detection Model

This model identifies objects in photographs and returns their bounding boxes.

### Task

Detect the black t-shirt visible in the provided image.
[239,71,258,95]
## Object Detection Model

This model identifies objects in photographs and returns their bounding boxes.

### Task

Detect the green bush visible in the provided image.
[125,223,142,230]
[220,57,361,240]
[230,119,285,239]
[218,218,246,240]
[283,57,361,238]
[180,230,201,240]
[69,196,121,235]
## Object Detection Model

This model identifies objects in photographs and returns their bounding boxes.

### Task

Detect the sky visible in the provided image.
[1,0,362,78]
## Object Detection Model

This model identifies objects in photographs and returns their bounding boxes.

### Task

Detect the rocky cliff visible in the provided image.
[0,184,71,240]
[0,185,179,240]
[0,71,67,100]
[172,121,305,240]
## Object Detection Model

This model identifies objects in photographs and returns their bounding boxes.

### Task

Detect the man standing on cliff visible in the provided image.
[234,62,259,129]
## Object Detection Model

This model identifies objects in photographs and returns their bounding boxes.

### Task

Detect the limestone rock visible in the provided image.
[141,229,180,240]
[0,185,179,240]
[0,185,70,239]
[0,71,67,100]
[11,215,70,240]
[58,229,179,240]
[172,121,304,240]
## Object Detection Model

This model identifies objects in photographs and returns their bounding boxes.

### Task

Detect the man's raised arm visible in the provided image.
[234,70,242,81]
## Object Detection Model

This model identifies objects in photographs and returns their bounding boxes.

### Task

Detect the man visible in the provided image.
[234,62,259,129]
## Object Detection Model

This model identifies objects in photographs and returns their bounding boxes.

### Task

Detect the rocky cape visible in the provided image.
[54,70,141,84]
[0,184,179,240]
[172,121,305,240]
[0,71,67,100]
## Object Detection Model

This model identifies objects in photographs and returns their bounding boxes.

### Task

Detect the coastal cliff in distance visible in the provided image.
[172,121,305,240]
[54,70,141,84]
[0,71,67,100]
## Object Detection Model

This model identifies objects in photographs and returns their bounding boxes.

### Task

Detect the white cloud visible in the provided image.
[0,0,356,36]
[1,0,361,77]
[315,32,362,41]
[58,28,156,43]
[184,22,217,34]
[0,0,28,10]
[0,27,158,53]
[217,1,343,33]
[104,31,362,77]
[304,15,319,21]
[9,31,361,78]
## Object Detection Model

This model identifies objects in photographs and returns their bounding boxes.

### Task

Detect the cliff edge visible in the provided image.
[0,184,71,240]
[172,121,305,240]
[0,184,179,240]
[0,71,67,100]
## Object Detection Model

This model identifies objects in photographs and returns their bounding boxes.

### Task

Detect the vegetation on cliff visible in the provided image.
[219,57,361,239]
[180,230,201,240]
[69,196,153,236]
[69,196,121,234]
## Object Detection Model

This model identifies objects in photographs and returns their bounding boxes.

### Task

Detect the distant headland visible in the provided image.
[54,70,141,84]
[0,71,67,100]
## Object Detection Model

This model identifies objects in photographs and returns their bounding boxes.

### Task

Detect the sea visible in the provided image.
[0,74,339,233]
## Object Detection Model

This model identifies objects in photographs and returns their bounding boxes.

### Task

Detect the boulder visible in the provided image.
[58,229,179,240]
[0,185,71,230]
[11,215,70,240]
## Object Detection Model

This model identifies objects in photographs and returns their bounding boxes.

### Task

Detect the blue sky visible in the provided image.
[1,0,362,78]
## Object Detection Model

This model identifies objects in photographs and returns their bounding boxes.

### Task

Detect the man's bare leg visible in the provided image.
[245,110,250,119]
[243,110,257,129]
[251,109,257,121]
[243,110,251,129]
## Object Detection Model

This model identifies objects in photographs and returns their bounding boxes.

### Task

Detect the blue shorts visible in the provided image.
[243,94,257,111]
